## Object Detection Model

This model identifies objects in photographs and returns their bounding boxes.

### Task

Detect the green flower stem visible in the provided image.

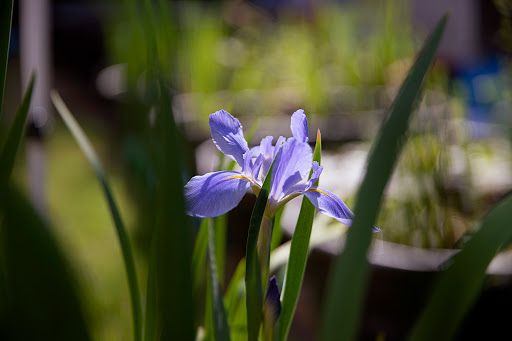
[257,213,273,293]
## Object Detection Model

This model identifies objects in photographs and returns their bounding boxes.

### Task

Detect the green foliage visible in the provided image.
[7,2,512,340]
[51,92,142,341]
[146,80,195,340]
[225,259,247,341]
[208,219,231,341]
[320,15,448,341]
[245,165,273,341]
[192,218,209,297]
[278,131,321,341]
[409,192,512,340]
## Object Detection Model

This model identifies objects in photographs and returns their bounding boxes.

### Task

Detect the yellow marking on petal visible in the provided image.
[307,188,334,199]
[225,175,250,181]
[224,174,261,188]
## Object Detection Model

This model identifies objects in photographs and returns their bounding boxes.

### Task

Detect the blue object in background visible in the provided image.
[454,55,509,137]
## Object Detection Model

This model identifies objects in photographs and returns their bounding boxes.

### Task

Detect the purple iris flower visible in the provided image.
[184,109,379,232]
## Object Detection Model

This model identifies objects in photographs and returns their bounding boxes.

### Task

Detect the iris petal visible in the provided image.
[284,161,323,197]
[304,187,353,226]
[306,162,323,191]
[304,187,380,232]
[209,110,249,166]
[252,154,264,180]
[184,171,252,218]
[255,136,274,177]
[290,109,309,143]
[269,138,312,209]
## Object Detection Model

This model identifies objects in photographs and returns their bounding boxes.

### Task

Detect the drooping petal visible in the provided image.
[304,187,380,232]
[290,109,309,143]
[184,171,252,218]
[269,138,312,210]
[209,110,249,166]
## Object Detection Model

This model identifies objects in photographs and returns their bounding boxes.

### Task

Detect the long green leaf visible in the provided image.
[409,193,512,340]
[50,91,142,341]
[146,80,195,340]
[208,219,231,341]
[245,164,273,341]
[0,185,91,340]
[320,15,448,341]
[0,0,13,119]
[0,74,34,195]
[278,129,322,341]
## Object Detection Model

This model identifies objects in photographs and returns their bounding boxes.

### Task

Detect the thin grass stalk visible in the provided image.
[50,91,142,341]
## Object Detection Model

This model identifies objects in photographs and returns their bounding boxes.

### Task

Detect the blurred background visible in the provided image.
[3,0,512,339]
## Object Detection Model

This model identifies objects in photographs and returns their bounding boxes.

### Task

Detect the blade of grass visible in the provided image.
[278,129,322,341]
[50,91,142,341]
[409,193,512,341]
[246,163,273,341]
[208,218,231,341]
[0,74,34,195]
[0,185,91,340]
[320,15,448,341]
[0,0,13,119]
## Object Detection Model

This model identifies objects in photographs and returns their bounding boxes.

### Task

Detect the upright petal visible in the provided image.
[290,109,309,143]
[256,136,275,177]
[184,171,252,218]
[274,136,286,153]
[209,110,249,166]
[242,149,254,175]
[269,138,312,210]
[251,154,264,181]
[304,187,380,232]
[241,150,263,185]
